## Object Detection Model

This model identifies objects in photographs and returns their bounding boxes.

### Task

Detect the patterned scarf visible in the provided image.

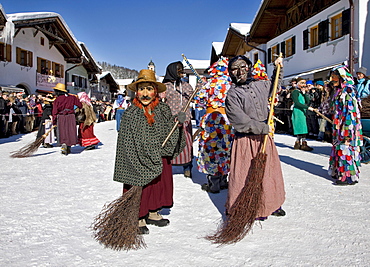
[133,96,160,126]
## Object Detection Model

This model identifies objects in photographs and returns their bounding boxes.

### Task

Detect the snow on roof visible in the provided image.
[7,12,79,46]
[230,23,251,36]
[78,41,102,70]
[115,79,134,86]
[182,59,210,70]
[212,42,224,56]
[97,71,112,79]
[0,4,7,24]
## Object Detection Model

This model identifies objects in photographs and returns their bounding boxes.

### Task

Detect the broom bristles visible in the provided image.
[206,152,267,245]
[10,137,45,158]
[91,185,146,251]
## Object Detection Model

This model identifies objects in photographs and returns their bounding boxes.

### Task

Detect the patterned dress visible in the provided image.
[194,58,234,175]
[329,66,363,183]
[162,81,194,165]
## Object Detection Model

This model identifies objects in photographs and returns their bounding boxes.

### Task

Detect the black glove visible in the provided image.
[176,111,186,124]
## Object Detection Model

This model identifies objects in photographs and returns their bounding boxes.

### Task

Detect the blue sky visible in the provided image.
[1,0,261,76]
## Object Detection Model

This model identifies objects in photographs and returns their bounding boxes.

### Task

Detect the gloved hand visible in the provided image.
[176,111,186,124]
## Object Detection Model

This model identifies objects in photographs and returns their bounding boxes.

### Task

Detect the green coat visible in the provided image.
[291,89,310,135]
[113,101,185,186]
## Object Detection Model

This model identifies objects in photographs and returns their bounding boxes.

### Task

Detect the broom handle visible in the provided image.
[261,53,283,154]
[312,109,333,124]
[161,54,203,147]
[42,125,57,138]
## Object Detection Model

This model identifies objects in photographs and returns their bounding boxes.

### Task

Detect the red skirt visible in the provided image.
[124,157,173,218]
[78,123,100,147]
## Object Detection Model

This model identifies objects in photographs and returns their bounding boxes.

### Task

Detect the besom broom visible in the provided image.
[10,125,57,158]
[206,54,283,245]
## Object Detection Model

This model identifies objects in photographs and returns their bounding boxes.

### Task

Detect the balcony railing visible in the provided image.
[36,73,64,88]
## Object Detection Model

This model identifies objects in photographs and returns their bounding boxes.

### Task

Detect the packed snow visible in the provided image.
[1,120,369,266]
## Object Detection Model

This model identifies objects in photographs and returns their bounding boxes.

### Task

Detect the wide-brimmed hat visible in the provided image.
[356,67,367,76]
[127,69,166,93]
[53,83,67,93]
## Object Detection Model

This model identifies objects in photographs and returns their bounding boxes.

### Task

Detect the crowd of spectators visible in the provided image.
[0,90,120,139]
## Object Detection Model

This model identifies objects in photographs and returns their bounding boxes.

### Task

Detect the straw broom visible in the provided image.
[10,125,57,158]
[206,54,283,245]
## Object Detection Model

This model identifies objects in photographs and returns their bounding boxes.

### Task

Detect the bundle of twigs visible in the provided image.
[10,125,56,158]
[91,186,146,251]
[206,54,283,245]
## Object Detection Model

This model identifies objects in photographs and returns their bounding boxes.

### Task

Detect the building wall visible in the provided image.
[264,1,351,82]
[0,27,65,94]
[357,0,370,71]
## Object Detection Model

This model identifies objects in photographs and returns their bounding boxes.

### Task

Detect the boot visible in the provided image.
[220,174,228,190]
[61,143,68,155]
[300,141,313,151]
[11,122,18,135]
[146,211,170,227]
[138,218,149,235]
[293,141,301,149]
[201,174,221,193]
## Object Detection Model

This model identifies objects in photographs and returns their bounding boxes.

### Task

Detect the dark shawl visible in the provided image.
[162,61,183,86]
[113,101,185,186]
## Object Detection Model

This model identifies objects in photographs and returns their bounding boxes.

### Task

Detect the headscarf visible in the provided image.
[77,92,92,106]
[330,65,355,86]
[162,61,183,86]
[117,94,125,106]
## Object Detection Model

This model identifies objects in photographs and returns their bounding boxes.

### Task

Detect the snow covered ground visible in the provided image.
[1,120,369,267]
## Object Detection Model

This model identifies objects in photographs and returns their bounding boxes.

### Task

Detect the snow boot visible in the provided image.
[139,218,149,235]
[271,207,286,216]
[293,141,301,149]
[300,141,313,151]
[220,174,228,190]
[201,174,221,193]
[61,143,68,155]
[146,211,170,227]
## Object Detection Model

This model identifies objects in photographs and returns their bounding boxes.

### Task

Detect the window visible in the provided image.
[37,57,51,74]
[0,42,12,62]
[310,25,319,47]
[16,47,33,67]
[40,37,45,46]
[282,36,295,57]
[52,62,64,78]
[331,13,342,40]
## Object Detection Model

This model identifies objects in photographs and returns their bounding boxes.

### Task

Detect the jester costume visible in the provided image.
[329,65,363,184]
[194,58,234,193]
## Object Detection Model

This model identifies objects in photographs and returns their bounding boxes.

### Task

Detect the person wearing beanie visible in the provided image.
[355,67,370,99]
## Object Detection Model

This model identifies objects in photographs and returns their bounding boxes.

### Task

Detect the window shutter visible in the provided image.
[61,65,64,78]
[280,41,286,57]
[292,36,296,55]
[28,51,33,67]
[276,44,280,57]
[16,47,21,64]
[6,44,12,62]
[37,57,41,73]
[303,29,309,50]
[268,48,271,63]
[342,8,350,35]
[318,22,324,44]
[322,19,329,42]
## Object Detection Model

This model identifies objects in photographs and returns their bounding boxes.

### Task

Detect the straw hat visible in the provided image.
[53,83,67,93]
[127,69,166,93]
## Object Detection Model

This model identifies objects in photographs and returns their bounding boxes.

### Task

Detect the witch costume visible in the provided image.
[162,61,194,177]
[92,69,185,251]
